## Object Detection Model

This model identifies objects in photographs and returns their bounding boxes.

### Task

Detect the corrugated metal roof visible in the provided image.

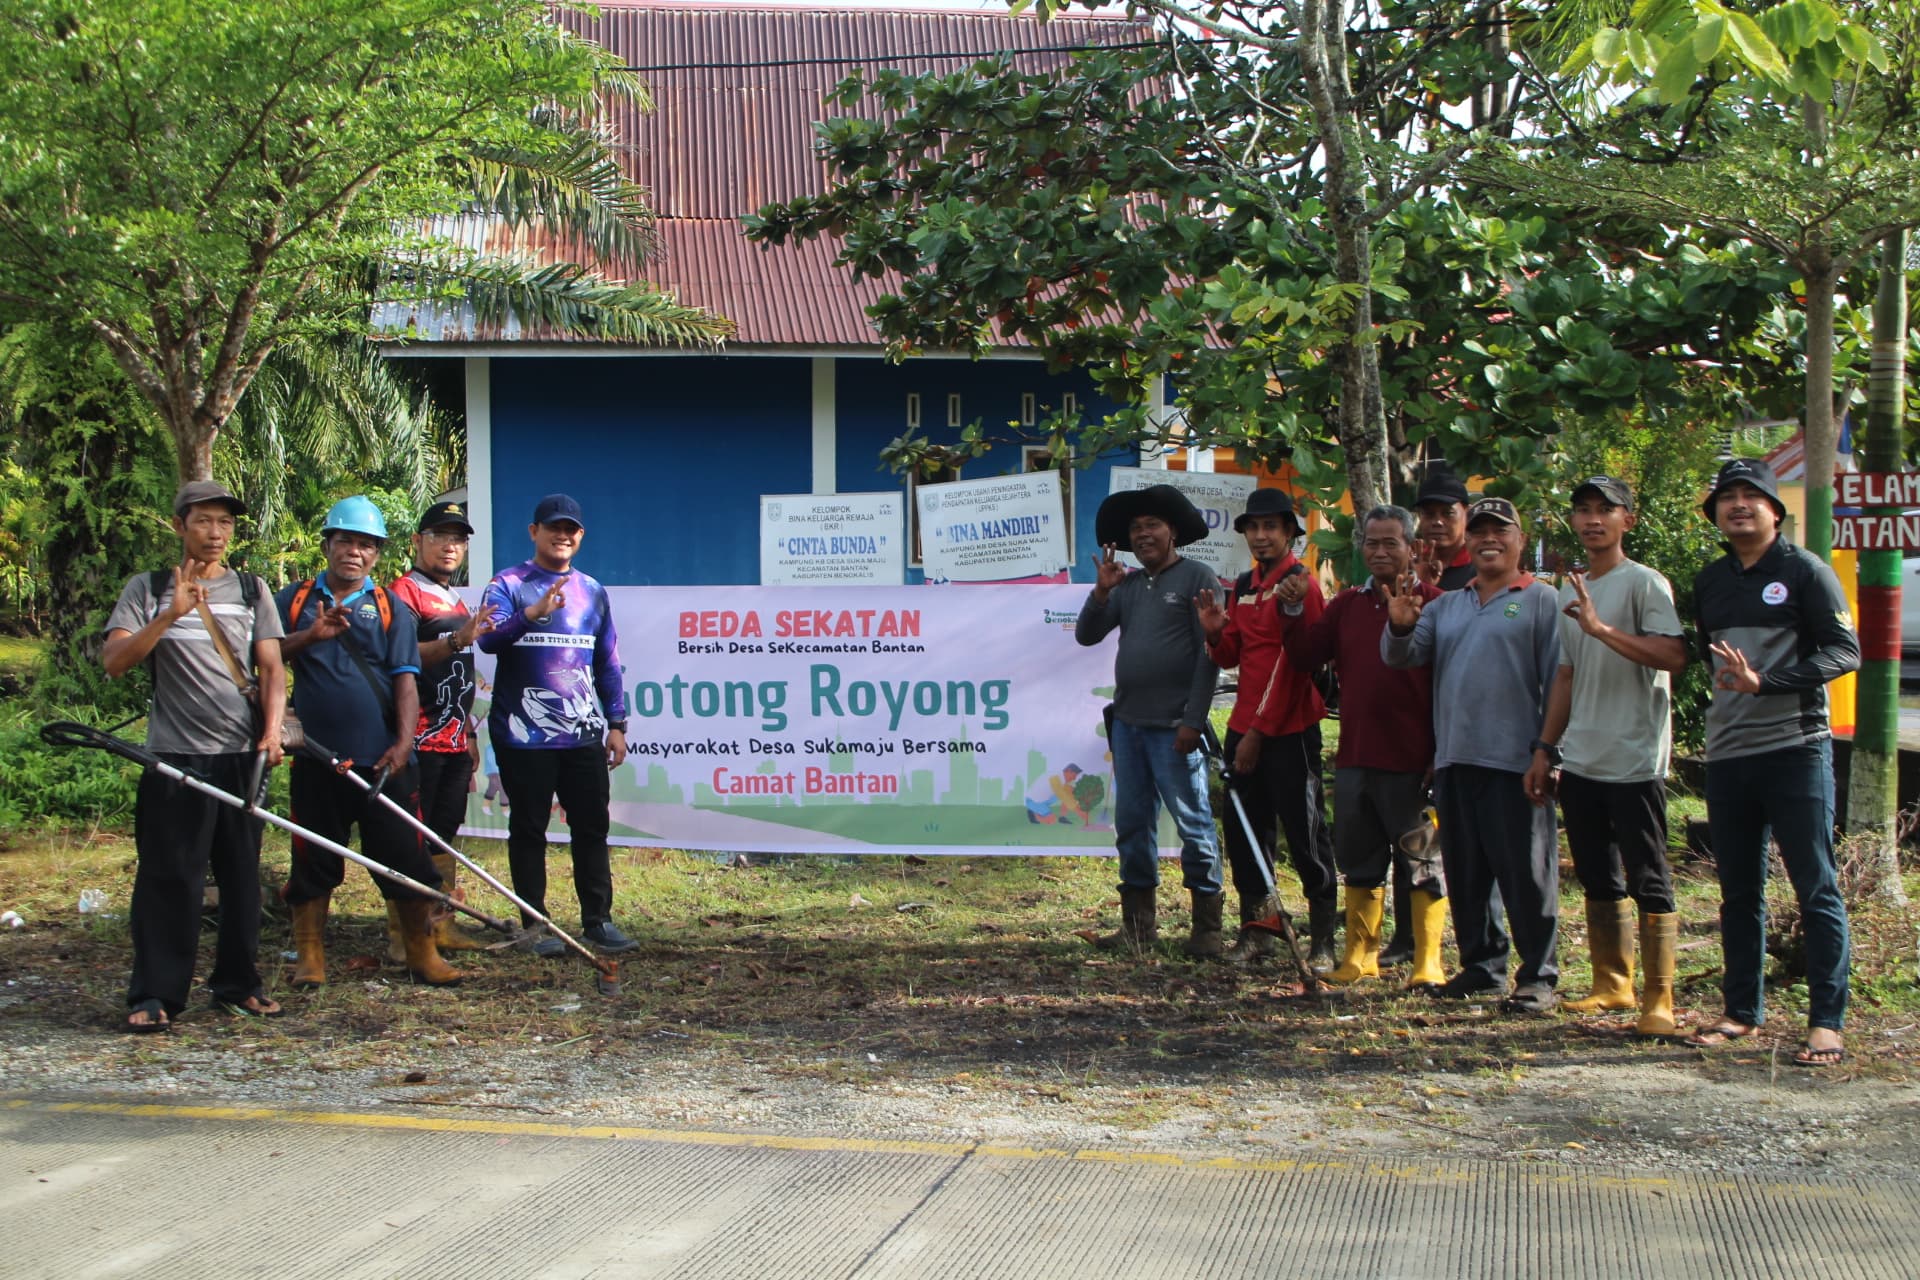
[393,1,1154,348]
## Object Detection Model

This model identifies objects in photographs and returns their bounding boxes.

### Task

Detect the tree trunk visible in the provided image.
[1800,251,1839,562]
[171,417,218,484]
[1847,228,1909,904]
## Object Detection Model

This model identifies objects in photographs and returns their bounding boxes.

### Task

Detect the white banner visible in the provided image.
[1106,467,1258,580]
[759,492,904,585]
[916,472,1069,583]
[461,585,1182,855]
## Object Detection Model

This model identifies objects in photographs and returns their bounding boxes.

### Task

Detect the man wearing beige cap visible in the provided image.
[101,480,287,1031]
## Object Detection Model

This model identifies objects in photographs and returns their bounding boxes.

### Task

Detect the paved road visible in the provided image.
[3,1095,1916,1279]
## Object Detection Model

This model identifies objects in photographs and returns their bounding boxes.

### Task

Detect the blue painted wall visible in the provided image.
[487,354,1136,586]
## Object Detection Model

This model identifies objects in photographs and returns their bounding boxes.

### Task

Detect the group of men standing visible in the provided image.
[105,484,637,1031]
[1079,456,1859,1066]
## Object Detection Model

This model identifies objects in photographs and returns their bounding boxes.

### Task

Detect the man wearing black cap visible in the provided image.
[102,480,287,1029]
[1528,477,1689,1036]
[384,500,492,960]
[1077,484,1224,955]
[1383,496,1564,1012]
[477,494,637,957]
[1688,458,1858,1066]
[1195,487,1340,968]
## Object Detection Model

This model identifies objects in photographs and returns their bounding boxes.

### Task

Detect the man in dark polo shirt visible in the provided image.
[277,495,461,988]
[1383,496,1563,1012]
[1076,484,1223,956]
[1688,458,1858,1066]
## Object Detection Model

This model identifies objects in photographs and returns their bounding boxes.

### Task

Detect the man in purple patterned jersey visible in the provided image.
[477,494,636,957]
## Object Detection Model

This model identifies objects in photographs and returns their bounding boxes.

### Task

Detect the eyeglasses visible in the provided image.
[422,529,469,543]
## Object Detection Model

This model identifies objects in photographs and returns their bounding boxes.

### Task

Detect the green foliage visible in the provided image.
[0,703,139,835]
[1544,408,1726,754]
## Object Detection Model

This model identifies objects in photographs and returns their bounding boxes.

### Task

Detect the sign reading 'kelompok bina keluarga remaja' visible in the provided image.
[459,585,1180,855]
[758,492,904,585]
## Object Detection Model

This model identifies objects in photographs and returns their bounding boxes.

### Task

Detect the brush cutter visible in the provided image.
[39,721,514,936]
[1201,721,1323,995]
[288,729,619,992]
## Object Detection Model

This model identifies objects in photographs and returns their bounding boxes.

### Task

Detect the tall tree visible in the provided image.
[0,0,729,484]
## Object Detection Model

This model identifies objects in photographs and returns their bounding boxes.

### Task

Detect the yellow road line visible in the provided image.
[0,1095,1846,1197]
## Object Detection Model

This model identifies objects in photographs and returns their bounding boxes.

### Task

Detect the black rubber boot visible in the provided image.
[1379,861,1414,967]
[1306,893,1338,973]
[1182,890,1226,959]
[1095,888,1159,953]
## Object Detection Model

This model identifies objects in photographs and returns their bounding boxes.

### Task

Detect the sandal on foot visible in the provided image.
[1793,1042,1845,1068]
[216,994,283,1019]
[125,998,171,1034]
[1685,1020,1756,1048]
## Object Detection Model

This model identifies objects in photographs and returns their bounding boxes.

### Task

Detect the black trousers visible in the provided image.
[283,759,438,903]
[496,743,614,928]
[1222,725,1339,907]
[1434,764,1560,988]
[129,753,267,1014]
[416,750,475,846]
[1558,772,1675,914]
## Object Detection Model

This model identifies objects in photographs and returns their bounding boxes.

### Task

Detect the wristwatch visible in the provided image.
[1529,738,1563,766]
[445,631,467,654]
[606,719,628,733]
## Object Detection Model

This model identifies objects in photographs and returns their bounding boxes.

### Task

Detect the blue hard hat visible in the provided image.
[321,495,389,541]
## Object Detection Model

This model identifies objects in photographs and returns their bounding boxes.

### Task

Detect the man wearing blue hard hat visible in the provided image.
[277,495,463,988]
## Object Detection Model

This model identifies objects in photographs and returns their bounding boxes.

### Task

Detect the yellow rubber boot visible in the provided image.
[1636,912,1680,1036]
[1325,886,1384,986]
[430,853,483,951]
[397,899,464,987]
[384,902,407,964]
[289,896,330,988]
[1565,899,1637,1012]
[1405,889,1449,990]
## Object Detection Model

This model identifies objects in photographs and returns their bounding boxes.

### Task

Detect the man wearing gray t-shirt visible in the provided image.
[102,481,286,1032]
[1076,485,1223,956]
[1529,477,1689,1036]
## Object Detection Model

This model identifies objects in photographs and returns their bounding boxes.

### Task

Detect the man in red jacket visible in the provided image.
[1197,488,1340,969]
[1279,503,1449,989]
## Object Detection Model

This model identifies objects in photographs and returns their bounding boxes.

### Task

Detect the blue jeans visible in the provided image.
[1705,739,1849,1031]
[1110,719,1221,894]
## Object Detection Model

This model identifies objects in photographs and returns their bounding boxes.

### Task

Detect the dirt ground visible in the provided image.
[4,835,1919,1180]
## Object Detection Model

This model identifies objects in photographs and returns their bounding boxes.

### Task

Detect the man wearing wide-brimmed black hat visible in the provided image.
[1195,487,1340,968]
[1077,483,1225,955]
[1687,458,1857,1067]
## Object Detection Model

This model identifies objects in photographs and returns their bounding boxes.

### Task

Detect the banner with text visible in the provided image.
[1106,468,1258,580]
[760,492,904,585]
[461,585,1172,855]
[916,471,1069,583]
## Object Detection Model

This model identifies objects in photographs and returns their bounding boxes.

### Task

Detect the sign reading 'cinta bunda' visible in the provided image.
[1833,472,1920,550]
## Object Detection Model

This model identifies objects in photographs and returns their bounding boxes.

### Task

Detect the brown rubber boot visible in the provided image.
[1306,894,1339,973]
[1181,890,1226,959]
[1405,889,1449,991]
[397,899,465,987]
[1325,886,1384,986]
[383,902,406,964]
[1566,898,1637,1013]
[1225,893,1278,966]
[430,853,483,951]
[1094,887,1158,953]
[289,896,330,988]
[1636,912,1680,1036]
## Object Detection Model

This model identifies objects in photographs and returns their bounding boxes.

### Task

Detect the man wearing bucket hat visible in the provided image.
[102,480,288,1030]
[1688,458,1858,1066]
[382,499,493,961]
[278,495,461,988]
[478,494,637,958]
[1527,476,1689,1036]
[1383,496,1564,1013]
[1195,487,1340,968]
[1077,483,1225,955]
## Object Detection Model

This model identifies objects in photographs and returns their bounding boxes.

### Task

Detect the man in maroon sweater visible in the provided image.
[1197,488,1340,969]
[1279,504,1449,988]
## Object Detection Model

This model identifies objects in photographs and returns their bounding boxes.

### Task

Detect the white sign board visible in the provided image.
[917,471,1069,583]
[1105,468,1259,580]
[760,493,904,585]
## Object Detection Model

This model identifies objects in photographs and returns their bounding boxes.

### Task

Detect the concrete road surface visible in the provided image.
[3,1094,1916,1279]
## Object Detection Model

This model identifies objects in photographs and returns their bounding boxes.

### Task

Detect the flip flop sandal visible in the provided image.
[216,995,284,1019]
[125,998,171,1035]
[1685,1021,1757,1048]
[1793,1043,1845,1068]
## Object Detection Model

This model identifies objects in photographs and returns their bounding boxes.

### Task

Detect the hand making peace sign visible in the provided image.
[1091,545,1128,597]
